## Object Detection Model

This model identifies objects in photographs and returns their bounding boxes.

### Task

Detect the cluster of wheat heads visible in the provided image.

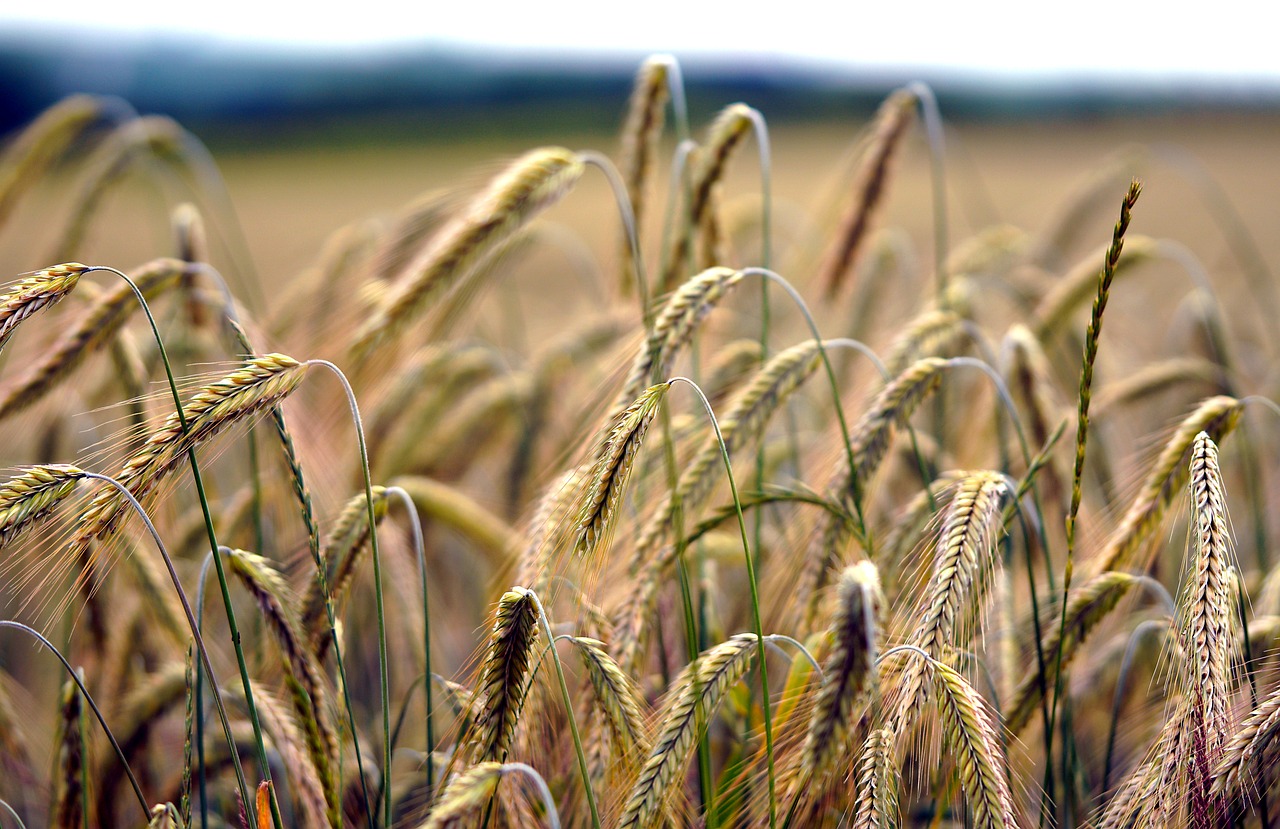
[0,56,1279,829]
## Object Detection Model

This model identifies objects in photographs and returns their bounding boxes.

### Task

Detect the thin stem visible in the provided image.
[668,376,777,829]
[83,265,276,829]
[306,359,393,828]
[385,486,436,809]
[0,621,149,822]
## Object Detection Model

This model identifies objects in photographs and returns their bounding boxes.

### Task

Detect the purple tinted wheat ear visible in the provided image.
[802,561,883,779]
[0,263,87,353]
[469,587,541,765]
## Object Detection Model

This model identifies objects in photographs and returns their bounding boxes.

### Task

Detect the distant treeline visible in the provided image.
[2,29,1277,145]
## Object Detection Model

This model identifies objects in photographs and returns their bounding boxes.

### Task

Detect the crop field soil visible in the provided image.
[1,59,1280,829]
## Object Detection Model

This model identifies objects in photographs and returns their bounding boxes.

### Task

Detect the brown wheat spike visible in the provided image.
[617,55,670,296]
[890,472,1007,736]
[51,677,85,829]
[571,636,649,755]
[0,263,87,353]
[1094,395,1242,575]
[576,382,669,561]
[349,147,584,359]
[618,633,759,829]
[660,104,755,293]
[425,762,507,828]
[172,202,209,328]
[1004,570,1140,736]
[0,258,188,420]
[225,548,339,825]
[0,95,102,230]
[0,464,86,550]
[404,371,536,477]
[851,726,900,829]
[70,354,311,556]
[819,87,917,298]
[469,587,541,765]
[302,485,390,652]
[802,561,883,779]
[615,266,742,416]
[1030,234,1156,340]
[515,466,586,593]
[1180,431,1238,814]
[704,338,765,405]
[931,658,1017,829]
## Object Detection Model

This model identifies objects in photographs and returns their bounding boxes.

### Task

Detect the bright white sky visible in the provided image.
[5,1,1276,82]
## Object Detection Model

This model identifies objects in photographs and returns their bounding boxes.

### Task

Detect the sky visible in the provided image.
[3,1,1275,84]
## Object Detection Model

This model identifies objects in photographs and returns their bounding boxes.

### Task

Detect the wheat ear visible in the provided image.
[818,87,917,297]
[70,354,311,553]
[0,258,187,420]
[615,266,742,414]
[852,727,900,829]
[225,548,339,825]
[469,587,542,765]
[1094,395,1242,574]
[302,486,390,654]
[890,472,1007,735]
[618,633,759,829]
[932,658,1018,829]
[0,95,102,230]
[576,382,669,560]
[617,55,671,296]
[1004,570,1140,735]
[0,463,86,549]
[350,147,584,359]
[0,263,87,352]
[801,561,883,779]
[51,676,86,829]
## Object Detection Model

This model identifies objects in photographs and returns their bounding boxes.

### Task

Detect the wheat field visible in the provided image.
[0,58,1279,829]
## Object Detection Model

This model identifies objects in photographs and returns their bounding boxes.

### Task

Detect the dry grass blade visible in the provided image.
[469,587,541,765]
[618,633,758,829]
[349,147,584,359]
[802,561,883,779]
[819,87,917,298]
[0,263,87,353]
